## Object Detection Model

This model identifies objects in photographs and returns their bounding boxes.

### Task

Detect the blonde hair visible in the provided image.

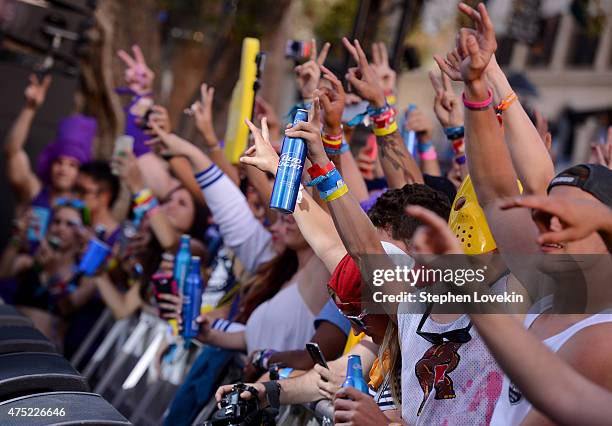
[378,321,402,405]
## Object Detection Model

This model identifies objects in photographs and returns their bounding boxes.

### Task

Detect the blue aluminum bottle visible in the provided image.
[402,103,417,157]
[173,234,191,293]
[181,256,202,339]
[269,108,309,213]
[342,355,369,393]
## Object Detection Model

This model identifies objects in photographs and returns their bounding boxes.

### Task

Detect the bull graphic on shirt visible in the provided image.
[415,342,462,416]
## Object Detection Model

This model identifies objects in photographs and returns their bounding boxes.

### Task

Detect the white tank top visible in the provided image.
[398,277,508,425]
[245,281,316,354]
[490,297,612,426]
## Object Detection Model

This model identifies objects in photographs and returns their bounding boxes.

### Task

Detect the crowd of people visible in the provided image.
[1,2,612,425]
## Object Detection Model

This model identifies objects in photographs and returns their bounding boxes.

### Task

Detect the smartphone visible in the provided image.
[306,342,328,369]
[111,135,134,175]
[151,272,178,316]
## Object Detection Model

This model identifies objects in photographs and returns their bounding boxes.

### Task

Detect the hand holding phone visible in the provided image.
[306,342,328,369]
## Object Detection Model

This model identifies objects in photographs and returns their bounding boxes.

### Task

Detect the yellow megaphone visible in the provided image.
[224,37,260,164]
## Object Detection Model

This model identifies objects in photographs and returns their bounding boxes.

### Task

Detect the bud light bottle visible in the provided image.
[174,235,191,294]
[182,256,203,340]
[342,355,369,393]
[269,108,309,213]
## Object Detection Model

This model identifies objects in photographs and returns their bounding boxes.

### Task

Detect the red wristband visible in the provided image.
[307,161,335,179]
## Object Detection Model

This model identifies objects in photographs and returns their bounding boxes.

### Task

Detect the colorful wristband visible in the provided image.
[419,148,438,161]
[444,126,464,140]
[417,140,433,153]
[495,91,518,114]
[307,161,335,180]
[373,121,398,137]
[322,183,349,202]
[324,142,350,156]
[462,89,493,111]
[455,154,467,165]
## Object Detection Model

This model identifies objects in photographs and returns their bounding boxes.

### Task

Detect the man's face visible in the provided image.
[74,174,102,213]
[537,186,607,255]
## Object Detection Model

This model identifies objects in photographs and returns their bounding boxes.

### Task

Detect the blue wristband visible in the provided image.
[279,367,294,379]
[315,168,343,193]
[417,140,433,153]
[444,126,464,140]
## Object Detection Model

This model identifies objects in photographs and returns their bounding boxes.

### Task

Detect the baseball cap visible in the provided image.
[547,164,612,208]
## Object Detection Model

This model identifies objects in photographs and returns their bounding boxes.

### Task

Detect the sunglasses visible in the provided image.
[416,303,472,345]
[327,286,369,331]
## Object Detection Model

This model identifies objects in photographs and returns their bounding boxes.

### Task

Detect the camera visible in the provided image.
[284,40,313,61]
[206,384,264,426]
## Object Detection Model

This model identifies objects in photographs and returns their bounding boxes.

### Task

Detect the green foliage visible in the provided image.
[311,0,358,51]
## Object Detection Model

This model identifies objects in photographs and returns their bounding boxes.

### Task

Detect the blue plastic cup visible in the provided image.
[78,238,111,276]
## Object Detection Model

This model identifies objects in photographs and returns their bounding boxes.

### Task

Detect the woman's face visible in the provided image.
[278,214,308,251]
[161,187,195,234]
[246,185,266,224]
[48,206,82,250]
[268,217,288,254]
[50,156,80,192]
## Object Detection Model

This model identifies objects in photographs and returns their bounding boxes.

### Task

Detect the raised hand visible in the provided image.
[241,118,279,175]
[144,105,171,134]
[405,107,434,143]
[295,40,330,101]
[112,151,144,194]
[254,97,281,138]
[117,45,155,96]
[434,3,496,83]
[284,98,328,166]
[500,195,612,246]
[428,65,463,128]
[593,126,612,169]
[407,205,463,255]
[146,121,193,158]
[192,83,219,147]
[24,73,52,110]
[342,37,386,108]
[370,42,396,94]
[318,65,345,134]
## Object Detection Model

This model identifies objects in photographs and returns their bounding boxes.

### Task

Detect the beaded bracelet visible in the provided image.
[455,154,467,165]
[495,91,518,115]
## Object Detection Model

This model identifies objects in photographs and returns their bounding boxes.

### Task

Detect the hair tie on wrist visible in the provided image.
[462,89,493,111]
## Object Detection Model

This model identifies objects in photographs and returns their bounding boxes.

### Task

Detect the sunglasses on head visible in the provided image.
[416,303,472,345]
[54,197,91,226]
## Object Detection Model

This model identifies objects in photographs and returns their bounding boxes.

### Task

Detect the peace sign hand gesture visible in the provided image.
[428,64,463,128]
[370,42,396,94]
[294,40,331,101]
[434,2,497,83]
[342,37,386,108]
[117,45,155,96]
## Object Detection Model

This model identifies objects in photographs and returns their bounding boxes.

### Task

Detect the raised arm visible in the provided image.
[4,74,51,203]
[148,123,275,273]
[342,37,423,188]
[241,118,346,274]
[485,55,554,195]
[113,152,178,250]
[435,2,540,256]
[193,83,240,185]
[318,65,369,202]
